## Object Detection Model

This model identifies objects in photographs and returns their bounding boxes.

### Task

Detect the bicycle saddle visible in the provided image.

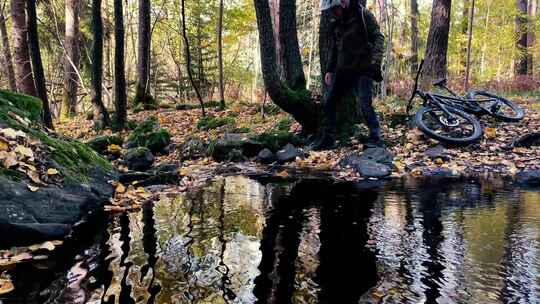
[433,78,447,87]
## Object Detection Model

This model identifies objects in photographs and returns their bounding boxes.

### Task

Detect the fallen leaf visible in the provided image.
[46,168,59,176]
[27,170,43,184]
[0,277,14,295]
[14,145,34,159]
[276,170,289,178]
[485,127,497,139]
[107,144,121,155]
[0,139,8,151]
[27,185,39,192]
[1,128,25,139]
[28,241,55,252]
[115,183,126,194]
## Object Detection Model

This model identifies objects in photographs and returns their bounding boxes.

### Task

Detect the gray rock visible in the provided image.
[360,147,394,167]
[257,148,275,164]
[516,170,540,187]
[423,168,455,178]
[276,144,301,163]
[212,134,264,161]
[357,159,391,178]
[125,147,155,171]
[180,138,208,160]
[86,135,123,155]
[0,168,114,247]
[226,149,248,163]
[425,145,451,161]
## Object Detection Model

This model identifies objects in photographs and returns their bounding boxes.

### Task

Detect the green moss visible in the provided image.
[253,130,299,152]
[197,116,235,130]
[233,127,251,134]
[0,167,25,182]
[145,129,171,153]
[275,117,294,131]
[0,90,43,121]
[0,90,112,183]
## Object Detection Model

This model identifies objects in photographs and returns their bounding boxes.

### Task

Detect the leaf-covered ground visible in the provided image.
[56,96,540,184]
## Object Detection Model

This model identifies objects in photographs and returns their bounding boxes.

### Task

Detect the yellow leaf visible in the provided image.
[28,241,55,252]
[435,158,444,166]
[14,145,34,159]
[276,170,290,178]
[0,151,18,168]
[1,128,25,139]
[485,127,497,139]
[27,185,39,192]
[0,139,8,151]
[115,183,126,194]
[107,144,121,154]
[47,168,59,176]
[27,170,42,184]
[0,278,14,295]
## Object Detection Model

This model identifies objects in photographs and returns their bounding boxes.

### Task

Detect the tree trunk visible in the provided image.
[217,0,225,109]
[460,0,469,72]
[10,0,36,96]
[26,0,53,128]
[61,0,80,119]
[515,0,528,76]
[464,0,475,91]
[181,0,205,116]
[527,0,537,75]
[113,0,127,129]
[0,12,17,91]
[134,0,153,105]
[410,0,419,75]
[254,0,320,134]
[423,0,452,84]
[91,0,111,128]
[279,0,306,90]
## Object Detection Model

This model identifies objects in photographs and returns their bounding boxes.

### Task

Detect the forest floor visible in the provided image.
[57,95,540,189]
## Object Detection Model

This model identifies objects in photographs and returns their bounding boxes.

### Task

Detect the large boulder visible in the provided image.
[339,148,394,178]
[125,147,155,171]
[0,90,115,246]
[276,144,301,163]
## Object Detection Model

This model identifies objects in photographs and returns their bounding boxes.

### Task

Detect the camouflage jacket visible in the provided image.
[327,5,385,74]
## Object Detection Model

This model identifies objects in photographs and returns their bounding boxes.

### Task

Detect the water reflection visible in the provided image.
[3,176,539,304]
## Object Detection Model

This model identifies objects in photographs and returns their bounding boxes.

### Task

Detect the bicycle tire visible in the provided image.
[415,106,483,145]
[467,90,524,122]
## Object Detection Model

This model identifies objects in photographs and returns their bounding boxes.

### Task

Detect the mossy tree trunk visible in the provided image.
[254,0,320,134]
[90,0,111,128]
[61,0,80,119]
[113,0,127,129]
[26,0,53,129]
[0,11,17,92]
[10,0,37,96]
[134,0,153,105]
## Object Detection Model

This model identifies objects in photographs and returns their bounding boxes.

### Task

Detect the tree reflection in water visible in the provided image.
[6,176,538,304]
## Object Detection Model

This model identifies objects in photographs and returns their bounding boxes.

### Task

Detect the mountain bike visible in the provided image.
[406,61,524,145]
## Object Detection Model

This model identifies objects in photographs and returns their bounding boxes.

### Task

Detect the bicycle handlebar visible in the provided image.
[406,60,424,115]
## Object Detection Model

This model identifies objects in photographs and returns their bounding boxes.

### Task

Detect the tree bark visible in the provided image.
[254,0,320,133]
[181,0,205,116]
[0,12,17,91]
[423,0,452,84]
[217,0,225,109]
[61,0,80,119]
[113,0,127,129]
[527,0,537,75]
[10,0,36,96]
[134,0,153,104]
[279,0,306,90]
[515,0,528,76]
[26,0,53,128]
[464,0,475,91]
[90,0,111,128]
[410,0,419,75]
[460,0,469,72]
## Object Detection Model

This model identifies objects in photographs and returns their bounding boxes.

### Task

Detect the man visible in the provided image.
[313,0,385,150]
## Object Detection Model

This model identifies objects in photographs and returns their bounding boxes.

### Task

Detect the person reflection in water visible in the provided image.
[254,180,379,303]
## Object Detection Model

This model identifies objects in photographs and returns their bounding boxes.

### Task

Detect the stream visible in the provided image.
[2,175,539,304]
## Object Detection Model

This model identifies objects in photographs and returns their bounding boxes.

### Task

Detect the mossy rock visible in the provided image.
[197,116,235,130]
[253,130,300,152]
[0,90,112,183]
[87,135,124,155]
[146,129,171,154]
[125,147,155,171]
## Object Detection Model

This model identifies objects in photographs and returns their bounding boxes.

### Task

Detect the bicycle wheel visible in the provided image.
[415,106,483,145]
[467,91,524,122]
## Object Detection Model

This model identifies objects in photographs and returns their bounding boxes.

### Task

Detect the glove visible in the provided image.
[369,64,383,82]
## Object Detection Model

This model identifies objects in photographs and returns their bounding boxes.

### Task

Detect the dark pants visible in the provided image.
[323,74,381,140]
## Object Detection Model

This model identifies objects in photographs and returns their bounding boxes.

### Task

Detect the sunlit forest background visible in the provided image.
[0,0,538,117]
